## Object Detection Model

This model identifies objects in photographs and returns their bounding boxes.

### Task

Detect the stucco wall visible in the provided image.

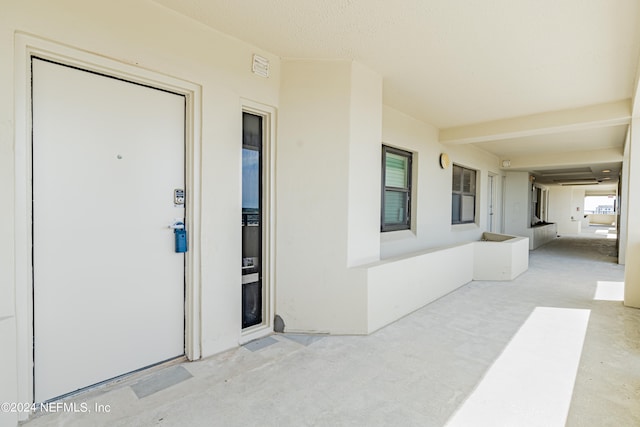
[347,62,384,266]
[380,106,502,258]
[275,78,504,334]
[624,118,640,307]
[502,171,530,238]
[275,60,376,334]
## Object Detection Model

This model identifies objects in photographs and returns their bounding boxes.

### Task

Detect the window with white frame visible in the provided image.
[381,145,412,232]
[452,164,476,224]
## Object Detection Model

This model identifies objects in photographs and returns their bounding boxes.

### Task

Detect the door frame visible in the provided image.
[239,100,276,344]
[14,33,202,408]
[487,173,497,232]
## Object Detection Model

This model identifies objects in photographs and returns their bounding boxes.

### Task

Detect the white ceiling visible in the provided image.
[155,0,640,190]
[476,125,629,158]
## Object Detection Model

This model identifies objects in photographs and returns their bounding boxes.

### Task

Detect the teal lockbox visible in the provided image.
[174,228,188,253]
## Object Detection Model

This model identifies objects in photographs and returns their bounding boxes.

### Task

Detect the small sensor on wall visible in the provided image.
[252,54,270,78]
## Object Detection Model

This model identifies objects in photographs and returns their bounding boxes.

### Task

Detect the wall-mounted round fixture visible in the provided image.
[440,153,450,169]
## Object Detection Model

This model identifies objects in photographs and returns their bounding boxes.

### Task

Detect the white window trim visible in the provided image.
[239,99,276,344]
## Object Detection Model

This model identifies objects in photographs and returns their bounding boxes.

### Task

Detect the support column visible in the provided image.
[624,117,640,307]
[276,60,381,333]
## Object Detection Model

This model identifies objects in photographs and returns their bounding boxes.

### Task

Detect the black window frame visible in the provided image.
[451,164,477,225]
[381,145,412,232]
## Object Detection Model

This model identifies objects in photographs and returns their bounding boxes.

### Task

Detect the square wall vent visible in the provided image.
[252,54,270,78]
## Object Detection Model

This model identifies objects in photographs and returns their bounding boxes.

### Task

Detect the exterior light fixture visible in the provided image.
[440,153,450,169]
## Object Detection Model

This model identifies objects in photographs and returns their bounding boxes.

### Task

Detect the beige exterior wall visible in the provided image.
[503,171,530,238]
[619,131,631,265]
[347,62,384,266]
[275,61,506,335]
[624,118,640,307]
[380,106,502,258]
[275,59,372,334]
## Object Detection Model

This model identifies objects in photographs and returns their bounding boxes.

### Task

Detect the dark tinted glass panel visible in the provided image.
[242,112,263,328]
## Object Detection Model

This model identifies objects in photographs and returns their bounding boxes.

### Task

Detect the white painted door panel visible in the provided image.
[32,59,185,402]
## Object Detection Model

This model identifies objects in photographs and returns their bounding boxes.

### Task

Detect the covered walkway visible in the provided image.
[26,227,638,426]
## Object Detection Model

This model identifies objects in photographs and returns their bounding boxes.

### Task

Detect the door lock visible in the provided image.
[174,189,185,206]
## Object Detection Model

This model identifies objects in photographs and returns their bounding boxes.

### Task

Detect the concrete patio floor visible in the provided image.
[23,226,639,426]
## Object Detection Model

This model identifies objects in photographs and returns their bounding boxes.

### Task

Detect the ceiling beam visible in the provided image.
[499,147,623,170]
[440,100,631,145]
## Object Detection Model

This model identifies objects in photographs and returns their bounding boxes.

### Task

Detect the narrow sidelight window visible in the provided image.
[381,145,412,231]
[452,164,477,224]
[242,112,263,328]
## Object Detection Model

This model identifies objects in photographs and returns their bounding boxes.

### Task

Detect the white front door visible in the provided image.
[32,58,186,402]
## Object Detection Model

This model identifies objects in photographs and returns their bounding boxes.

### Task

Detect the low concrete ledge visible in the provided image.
[365,242,474,333]
[474,233,529,280]
[480,231,516,242]
[587,214,616,226]
[362,234,530,333]
[526,223,557,250]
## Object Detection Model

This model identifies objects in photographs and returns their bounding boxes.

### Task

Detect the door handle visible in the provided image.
[168,220,185,230]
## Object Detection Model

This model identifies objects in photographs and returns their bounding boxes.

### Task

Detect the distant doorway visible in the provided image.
[488,173,497,232]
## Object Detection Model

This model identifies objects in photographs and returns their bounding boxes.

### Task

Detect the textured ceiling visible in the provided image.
[154,0,640,128]
[154,0,640,188]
